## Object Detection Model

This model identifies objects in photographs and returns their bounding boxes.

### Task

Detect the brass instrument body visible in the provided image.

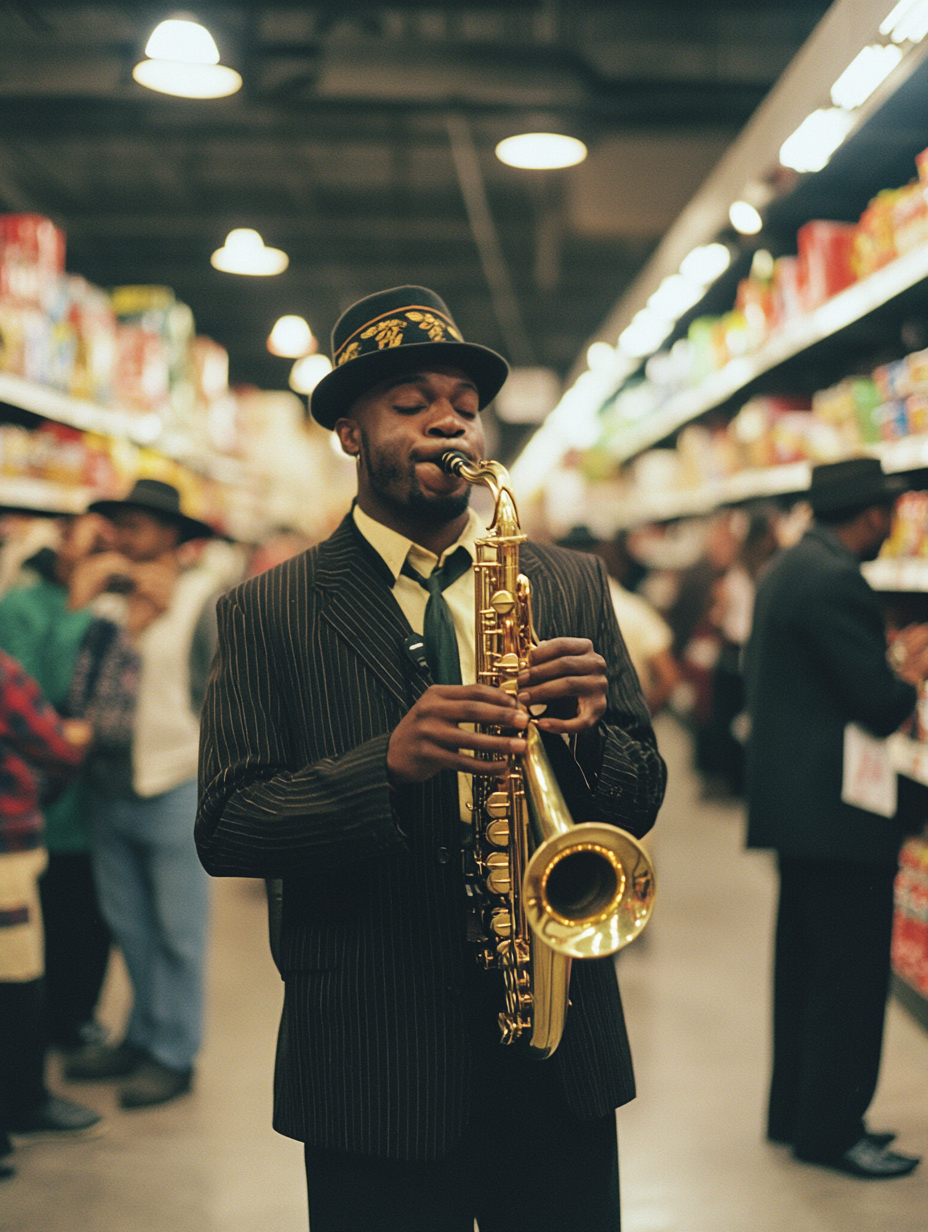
[441,451,655,1059]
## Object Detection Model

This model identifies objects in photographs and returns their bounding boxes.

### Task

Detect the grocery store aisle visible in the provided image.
[618,715,928,1232]
[3,716,926,1232]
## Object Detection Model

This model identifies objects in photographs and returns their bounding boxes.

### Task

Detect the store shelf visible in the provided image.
[862,559,928,593]
[0,475,97,515]
[610,245,928,463]
[613,461,811,528]
[0,372,245,486]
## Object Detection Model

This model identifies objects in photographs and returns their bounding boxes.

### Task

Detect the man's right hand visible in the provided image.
[66,551,135,611]
[386,684,528,785]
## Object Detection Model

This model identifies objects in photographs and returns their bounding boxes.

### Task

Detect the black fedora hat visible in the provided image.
[809,457,907,515]
[89,479,217,543]
[310,285,509,429]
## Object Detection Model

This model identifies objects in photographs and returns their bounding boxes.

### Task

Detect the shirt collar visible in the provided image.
[352,503,485,582]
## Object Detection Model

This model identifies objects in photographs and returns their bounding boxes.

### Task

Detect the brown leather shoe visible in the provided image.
[119,1060,192,1109]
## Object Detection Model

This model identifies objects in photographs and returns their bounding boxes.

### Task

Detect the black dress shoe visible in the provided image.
[800,1137,921,1179]
[119,1060,192,1109]
[65,1040,147,1081]
[770,1128,896,1149]
[9,1096,103,1139]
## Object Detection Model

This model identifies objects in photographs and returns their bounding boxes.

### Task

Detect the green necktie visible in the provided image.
[401,546,471,684]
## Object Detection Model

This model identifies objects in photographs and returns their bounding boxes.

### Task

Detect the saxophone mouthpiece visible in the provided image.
[440,450,470,475]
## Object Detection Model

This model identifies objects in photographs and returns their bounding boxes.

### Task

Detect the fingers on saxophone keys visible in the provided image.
[452,729,526,756]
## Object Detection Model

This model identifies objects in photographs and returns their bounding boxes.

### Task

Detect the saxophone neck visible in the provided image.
[440,451,520,537]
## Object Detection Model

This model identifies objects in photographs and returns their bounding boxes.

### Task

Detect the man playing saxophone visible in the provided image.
[196,286,666,1232]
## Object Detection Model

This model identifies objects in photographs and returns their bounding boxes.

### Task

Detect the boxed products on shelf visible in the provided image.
[0,215,237,462]
[605,142,928,447]
[797,220,857,311]
[892,836,928,1000]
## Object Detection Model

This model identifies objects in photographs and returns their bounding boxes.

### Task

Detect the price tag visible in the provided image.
[842,723,898,819]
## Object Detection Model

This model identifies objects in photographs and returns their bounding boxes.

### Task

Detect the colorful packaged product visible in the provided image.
[0,214,65,306]
[797,220,857,310]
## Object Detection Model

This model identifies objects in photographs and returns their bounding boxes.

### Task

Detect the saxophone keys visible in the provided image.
[485,852,511,895]
[485,791,509,818]
[485,818,509,847]
[489,907,512,937]
[490,589,515,614]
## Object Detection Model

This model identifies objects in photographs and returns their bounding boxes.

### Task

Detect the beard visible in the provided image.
[359,426,471,526]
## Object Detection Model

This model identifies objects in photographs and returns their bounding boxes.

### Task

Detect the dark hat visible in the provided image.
[310,285,509,429]
[88,479,217,543]
[809,457,907,515]
[556,525,600,550]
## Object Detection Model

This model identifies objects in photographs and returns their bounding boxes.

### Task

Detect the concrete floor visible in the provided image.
[3,714,927,1230]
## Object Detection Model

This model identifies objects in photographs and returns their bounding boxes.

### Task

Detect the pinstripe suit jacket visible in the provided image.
[196,513,666,1161]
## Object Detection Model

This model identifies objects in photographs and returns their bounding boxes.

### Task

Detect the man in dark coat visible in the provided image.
[196,287,666,1231]
[744,457,926,1179]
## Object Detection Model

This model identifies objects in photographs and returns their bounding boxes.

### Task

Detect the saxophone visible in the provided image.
[441,451,655,1059]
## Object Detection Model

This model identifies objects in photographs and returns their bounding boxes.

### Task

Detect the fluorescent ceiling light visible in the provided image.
[586,341,615,371]
[618,310,672,359]
[679,242,731,285]
[268,315,315,358]
[211,229,289,275]
[830,43,903,109]
[729,200,763,235]
[133,18,242,99]
[881,0,928,44]
[647,274,705,319]
[779,107,855,173]
[291,354,333,395]
[495,133,587,170]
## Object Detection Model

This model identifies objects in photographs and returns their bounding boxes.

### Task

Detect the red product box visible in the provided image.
[770,256,803,330]
[113,323,169,415]
[0,214,65,306]
[892,837,928,997]
[797,220,857,311]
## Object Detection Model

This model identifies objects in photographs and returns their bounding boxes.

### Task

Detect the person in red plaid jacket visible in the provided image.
[0,647,96,1179]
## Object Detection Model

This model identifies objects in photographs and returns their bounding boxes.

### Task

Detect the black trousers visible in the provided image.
[767,855,897,1162]
[304,972,620,1232]
[0,978,48,1150]
[39,852,110,1048]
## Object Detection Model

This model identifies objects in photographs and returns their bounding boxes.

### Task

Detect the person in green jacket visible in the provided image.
[0,514,113,1051]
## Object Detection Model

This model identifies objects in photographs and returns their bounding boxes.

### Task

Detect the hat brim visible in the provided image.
[310,340,509,430]
[809,472,907,514]
[87,498,217,543]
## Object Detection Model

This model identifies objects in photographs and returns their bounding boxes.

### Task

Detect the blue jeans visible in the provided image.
[92,779,208,1071]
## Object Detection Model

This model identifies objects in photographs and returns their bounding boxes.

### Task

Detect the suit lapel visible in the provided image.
[318,515,432,710]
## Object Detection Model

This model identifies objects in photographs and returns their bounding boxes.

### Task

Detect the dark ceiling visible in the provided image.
[0,1,831,420]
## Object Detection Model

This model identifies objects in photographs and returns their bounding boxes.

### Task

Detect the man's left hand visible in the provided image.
[517,637,608,735]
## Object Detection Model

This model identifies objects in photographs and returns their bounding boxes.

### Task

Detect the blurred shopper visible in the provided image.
[744,459,925,1178]
[558,526,680,712]
[0,514,116,1054]
[64,481,219,1110]
[0,649,96,1179]
[702,509,779,797]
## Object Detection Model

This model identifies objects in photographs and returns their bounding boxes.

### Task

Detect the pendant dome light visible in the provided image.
[211,229,289,276]
[133,17,242,99]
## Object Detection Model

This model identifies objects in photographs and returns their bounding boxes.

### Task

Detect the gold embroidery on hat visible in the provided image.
[336,341,361,367]
[406,310,462,342]
[361,318,406,350]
